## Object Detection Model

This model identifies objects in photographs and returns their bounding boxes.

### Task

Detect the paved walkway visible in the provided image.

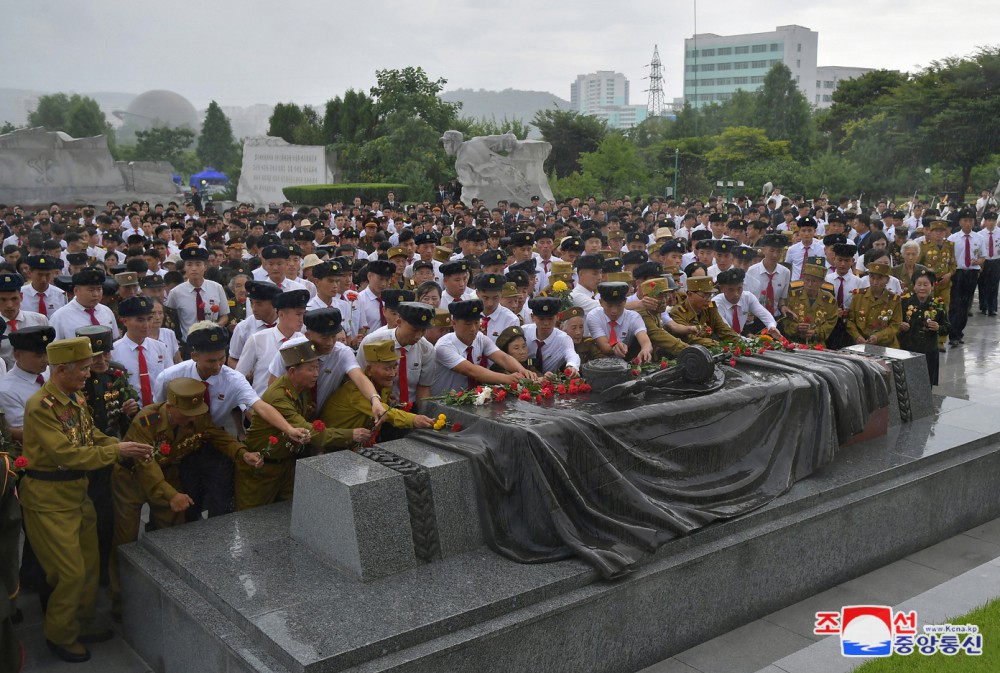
[16,312,1000,673]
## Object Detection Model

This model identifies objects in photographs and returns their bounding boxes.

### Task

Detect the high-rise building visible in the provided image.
[570,71,649,129]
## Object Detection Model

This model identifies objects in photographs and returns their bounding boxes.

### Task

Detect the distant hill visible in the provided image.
[441,88,571,137]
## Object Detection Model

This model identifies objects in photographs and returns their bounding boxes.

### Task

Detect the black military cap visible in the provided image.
[659,239,687,255]
[272,289,310,310]
[508,258,537,275]
[396,301,435,328]
[8,325,56,353]
[596,282,629,303]
[66,252,89,266]
[473,273,506,292]
[303,307,342,335]
[0,273,23,293]
[72,267,104,286]
[118,296,154,317]
[560,237,583,252]
[366,259,396,277]
[574,254,603,271]
[510,231,534,247]
[179,246,209,262]
[439,260,470,277]
[447,299,484,320]
[633,261,665,281]
[76,325,113,352]
[479,249,506,267]
[246,280,282,302]
[27,255,62,271]
[716,268,746,286]
[527,297,561,316]
[188,325,230,352]
[138,274,164,289]
[382,289,415,310]
[260,244,290,260]
[602,257,623,273]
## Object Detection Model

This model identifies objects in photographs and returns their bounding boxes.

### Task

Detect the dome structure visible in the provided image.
[115,90,200,131]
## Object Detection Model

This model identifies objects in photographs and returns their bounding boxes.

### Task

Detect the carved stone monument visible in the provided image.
[236,135,338,205]
[441,130,555,207]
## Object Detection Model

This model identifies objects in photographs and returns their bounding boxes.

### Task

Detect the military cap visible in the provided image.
[866,262,891,277]
[574,255,603,271]
[715,268,746,286]
[9,325,56,353]
[833,242,858,258]
[72,267,104,286]
[796,216,819,229]
[510,231,534,247]
[66,252,89,266]
[280,339,322,367]
[473,273,506,292]
[387,246,408,259]
[928,219,950,231]
[187,325,229,352]
[448,299,484,320]
[179,246,210,261]
[304,307,342,335]
[479,249,506,267]
[641,278,672,297]
[561,306,586,320]
[366,259,396,277]
[495,325,526,352]
[27,254,62,271]
[823,233,848,247]
[659,239,687,255]
[167,378,210,416]
[602,257,623,274]
[414,232,437,246]
[396,301,434,328]
[363,339,400,364]
[596,282,629,303]
[115,271,139,287]
[501,281,520,298]
[431,308,452,327]
[802,257,829,280]
[440,260,470,277]
[686,276,715,293]
[715,239,737,254]
[759,233,787,248]
[273,289,310,310]
[0,273,22,293]
[47,336,94,365]
[412,259,435,272]
[560,236,583,252]
[118,296,154,317]
[528,297,562,316]
[622,250,649,266]
[382,289,415,310]
[633,261,665,281]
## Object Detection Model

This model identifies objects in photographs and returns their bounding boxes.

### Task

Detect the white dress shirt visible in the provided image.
[584,308,646,345]
[111,335,170,404]
[236,326,304,395]
[0,364,47,428]
[267,338,360,408]
[164,279,230,336]
[358,326,436,401]
[20,283,66,317]
[711,291,777,333]
[155,361,258,435]
[432,332,498,395]
[521,324,580,374]
[50,298,120,340]
[0,310,49,368]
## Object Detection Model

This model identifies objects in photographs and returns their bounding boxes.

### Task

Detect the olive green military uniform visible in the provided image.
[321,380,417,443]
[238,375,350,510]
[669,301,741,346]
[19,380,121,650]
[917,240,955,347]
[846,288,903,347]
[781,281,840,345]
[108,402,245,609]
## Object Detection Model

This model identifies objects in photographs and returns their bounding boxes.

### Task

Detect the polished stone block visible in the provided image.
[290,450,418,581]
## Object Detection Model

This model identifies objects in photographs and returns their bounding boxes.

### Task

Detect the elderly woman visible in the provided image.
[891,241,928,295]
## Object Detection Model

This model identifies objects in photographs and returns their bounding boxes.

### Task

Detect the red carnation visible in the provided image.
[13,456,27,469]
[312,420,326,433]
[452,422,462,432]
[729,358,737,366]
[268,435,279,445]
[159,442,171,456]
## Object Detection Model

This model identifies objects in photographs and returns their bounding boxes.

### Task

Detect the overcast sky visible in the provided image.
[3,0,996,109]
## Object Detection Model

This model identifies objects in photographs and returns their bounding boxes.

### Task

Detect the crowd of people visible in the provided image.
[0,186,997,667]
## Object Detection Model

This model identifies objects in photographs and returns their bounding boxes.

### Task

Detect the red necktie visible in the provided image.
[85,307,100,326]
[376,297,386,326]
[965,234,972,267]
[535,340,545,372]
[6,319,15,333]
[764,272,776,315]
[990,232,994,258]
[731,304,741,334]
[195,287,205,321]
[35,374,44,386]
[465,345,476,389]
[136,345,153,406]
[37,293,47,316]
[837,277,845,308]
[398,347,409,404]
[201,379,211,410]
[608,320,618,346]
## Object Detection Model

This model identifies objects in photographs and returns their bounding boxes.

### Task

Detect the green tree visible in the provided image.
[369,66,461,131]
[132,127,195,167]
[706,126,790,179]
[197,101,238,171]
[753,63,814,159]
[28,93,107,137]
[531,109,607,179]
[575,132,649,199]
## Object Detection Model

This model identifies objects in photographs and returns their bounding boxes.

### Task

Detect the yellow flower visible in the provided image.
[552,280,568,293]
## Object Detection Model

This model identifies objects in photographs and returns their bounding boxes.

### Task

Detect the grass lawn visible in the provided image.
[852,596,997,672]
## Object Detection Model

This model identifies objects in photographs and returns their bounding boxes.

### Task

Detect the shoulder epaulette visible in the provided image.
[41,394,58,409]
[789,280,805,290]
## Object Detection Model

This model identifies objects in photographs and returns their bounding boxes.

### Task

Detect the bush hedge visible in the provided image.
[282,183,410,206]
